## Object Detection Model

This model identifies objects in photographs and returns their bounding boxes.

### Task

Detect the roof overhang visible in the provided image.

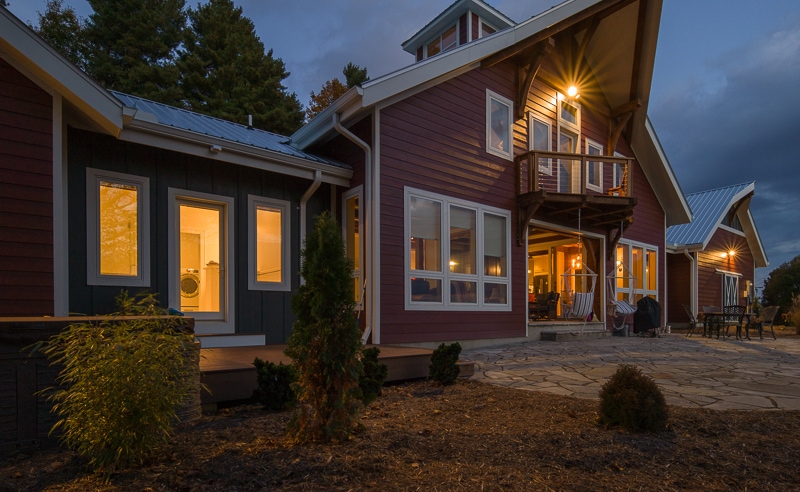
[122,110,352,187]
[736,195,769,268]
[0,7,122,136]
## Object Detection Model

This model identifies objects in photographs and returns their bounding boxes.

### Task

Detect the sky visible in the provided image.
[7,0,800,291]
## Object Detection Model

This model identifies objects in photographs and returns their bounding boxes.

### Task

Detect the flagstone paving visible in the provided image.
[461,334,800,410]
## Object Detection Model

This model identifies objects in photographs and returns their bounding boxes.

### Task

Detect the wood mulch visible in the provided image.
[3,368,800,491]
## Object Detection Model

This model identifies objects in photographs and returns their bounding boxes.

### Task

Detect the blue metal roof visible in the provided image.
[112,92,346,169]
[666,182,754,247]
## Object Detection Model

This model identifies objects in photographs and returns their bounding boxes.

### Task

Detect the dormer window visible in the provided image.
[480,22,496,37]
[427,25,457,57]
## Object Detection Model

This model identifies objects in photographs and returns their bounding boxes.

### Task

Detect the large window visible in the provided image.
[86,168,150,286]
[427,24,457,57]
[486,90,513,160]
[343,187,363,306]
[615,241,658,303]
[248,196,290,291]
[529,114,552,175]
[406,188,511,310]
[557,95,581,193]
[585,139,603,192]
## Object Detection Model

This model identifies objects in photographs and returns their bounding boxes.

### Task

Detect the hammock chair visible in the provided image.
[561,209,597,332]
[606,220,637,330]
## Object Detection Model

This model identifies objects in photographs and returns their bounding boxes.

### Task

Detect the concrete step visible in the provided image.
[540,329,609,342]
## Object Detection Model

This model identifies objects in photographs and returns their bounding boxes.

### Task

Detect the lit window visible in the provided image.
[427,24,457,58]
[248,196,290,291]
[406,187,511,310]
[86,168,150,286]
[615,241,658,303]
[344,188,363,305]
[486,90,513,160]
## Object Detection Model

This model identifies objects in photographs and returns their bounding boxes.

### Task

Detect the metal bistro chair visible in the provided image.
[722,305,747,340]
[702,306,721,338]
[752,305,780,340]
[683,304,704,338]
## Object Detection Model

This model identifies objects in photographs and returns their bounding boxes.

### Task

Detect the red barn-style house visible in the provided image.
[295,0,692,346]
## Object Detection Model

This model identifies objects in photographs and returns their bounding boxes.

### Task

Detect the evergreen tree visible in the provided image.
[178,0,303,134]
[285,211,362,443]
[33,0,87,70]
[762,255,800,314]
[84,0,186,105]
[343,62,368,88]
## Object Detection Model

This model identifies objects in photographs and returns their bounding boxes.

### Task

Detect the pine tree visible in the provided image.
[32,0,87,70]
[343,62,368,88]
[84,0,185,105]
[178,0,303,134]
[285,211,362,443]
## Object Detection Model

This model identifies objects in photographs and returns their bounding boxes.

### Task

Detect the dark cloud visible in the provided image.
[651,27,800,285]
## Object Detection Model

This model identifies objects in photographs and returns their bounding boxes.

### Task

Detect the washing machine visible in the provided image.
[180,269,200,311]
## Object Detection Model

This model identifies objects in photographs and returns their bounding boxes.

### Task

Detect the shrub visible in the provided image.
[429,342,462,385]
[285,211,363,443]
[253,358,296,411]
[598,365,668,432]
[359,347,388,405]
[38,291,197,473]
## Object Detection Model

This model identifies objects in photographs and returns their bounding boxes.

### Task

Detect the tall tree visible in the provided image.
[84,0,185,105]
[32,0,87,70]
[178,0,303,134]
[305,62,369,121]
[762,254,800,313]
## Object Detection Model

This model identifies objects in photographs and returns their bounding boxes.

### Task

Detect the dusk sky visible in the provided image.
[7,0,800,290]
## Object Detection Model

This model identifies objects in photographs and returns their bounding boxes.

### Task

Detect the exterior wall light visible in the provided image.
[567,85,579,98]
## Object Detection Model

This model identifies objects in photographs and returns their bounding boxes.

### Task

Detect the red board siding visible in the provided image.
[459,14,468,45]
[0,59,53,316]
[378,62,526,344]
[667,253,692,323]
[697,229,754,309]
[471,12,479,40]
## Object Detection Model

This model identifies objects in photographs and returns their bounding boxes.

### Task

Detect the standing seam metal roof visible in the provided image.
[112,91,347,169]
[666,182,753,247]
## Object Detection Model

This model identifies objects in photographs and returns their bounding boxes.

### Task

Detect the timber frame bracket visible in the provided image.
[515,38,555,120]
[607,99,641,153]
[517,202,542,246]
[606,216,633,260]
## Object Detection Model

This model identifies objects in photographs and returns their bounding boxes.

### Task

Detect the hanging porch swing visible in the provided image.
[560,209,597,332]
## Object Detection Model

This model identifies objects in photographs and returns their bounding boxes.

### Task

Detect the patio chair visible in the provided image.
[753,305,780,340]
[702,306,721,338]
[683,304,704,337]
[722,305,747,340]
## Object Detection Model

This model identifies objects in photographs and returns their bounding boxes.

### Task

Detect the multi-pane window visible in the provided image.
[615,241,658,303]
[529,114,552,174]
[406,188,511,310]
[486,90,513,160]
[480,22,496,37]
[86,168,150,286]
[427,24,457,57]
[248,196,290,291]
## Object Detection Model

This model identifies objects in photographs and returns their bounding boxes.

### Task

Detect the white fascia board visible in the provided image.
[739,202,769,268]
[121,119,352,187]
[0,9,122,136]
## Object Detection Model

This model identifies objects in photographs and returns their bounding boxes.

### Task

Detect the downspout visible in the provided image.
[299,170,322,285]
[683,248,697,317]
[333,112,373,343]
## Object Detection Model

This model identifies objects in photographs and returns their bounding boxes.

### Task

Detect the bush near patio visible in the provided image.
[37,291,198,474]
[598,364,668,432]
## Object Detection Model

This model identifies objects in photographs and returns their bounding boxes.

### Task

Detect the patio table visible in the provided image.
[702,311,753,340]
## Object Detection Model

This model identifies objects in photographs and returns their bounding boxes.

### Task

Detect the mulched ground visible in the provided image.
[4,369,800,491]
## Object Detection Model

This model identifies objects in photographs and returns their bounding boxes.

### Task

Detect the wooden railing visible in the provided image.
[515,150,636,197]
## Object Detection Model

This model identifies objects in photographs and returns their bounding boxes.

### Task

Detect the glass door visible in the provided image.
[178,200,224,317]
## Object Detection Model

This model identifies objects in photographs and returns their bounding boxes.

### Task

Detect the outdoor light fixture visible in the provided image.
[567,85,579,98]
[209,144,222,153]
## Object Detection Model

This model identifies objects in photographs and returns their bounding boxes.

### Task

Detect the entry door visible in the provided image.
[722,274,739,307]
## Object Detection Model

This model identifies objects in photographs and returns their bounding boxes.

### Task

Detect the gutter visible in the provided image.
[298,170,323,285]
[333,112,374,344]
[683,248,697,318]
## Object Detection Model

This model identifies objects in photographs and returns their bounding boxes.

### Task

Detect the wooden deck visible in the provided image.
[199,345,458,409]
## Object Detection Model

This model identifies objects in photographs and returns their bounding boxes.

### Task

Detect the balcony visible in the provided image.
[515,150,637,247]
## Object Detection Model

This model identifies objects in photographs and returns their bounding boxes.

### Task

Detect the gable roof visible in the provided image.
[401,0,516,55]
[666,182,768,267]
[292,0,692,226]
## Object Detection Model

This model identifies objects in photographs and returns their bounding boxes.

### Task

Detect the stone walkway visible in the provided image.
[461,334,800,410]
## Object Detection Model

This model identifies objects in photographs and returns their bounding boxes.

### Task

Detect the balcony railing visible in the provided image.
[515,150,636,198]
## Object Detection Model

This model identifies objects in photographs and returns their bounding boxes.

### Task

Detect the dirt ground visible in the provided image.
[3,326,800,491]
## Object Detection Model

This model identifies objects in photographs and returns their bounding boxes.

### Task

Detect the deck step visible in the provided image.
[540,329,609,341]
[195,333,266,348]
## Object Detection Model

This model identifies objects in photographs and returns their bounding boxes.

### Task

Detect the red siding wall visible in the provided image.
[379,61,526,344]
[0,59,54,316]
[697,229,754,309]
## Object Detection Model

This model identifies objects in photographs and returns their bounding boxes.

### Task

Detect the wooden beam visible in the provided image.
[610,99,641,119]
[606,216,633,260]
[518,202,542,246]
[515,38,555,120]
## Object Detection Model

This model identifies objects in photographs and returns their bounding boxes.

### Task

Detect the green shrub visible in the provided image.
[253,358,296,411]
[359,347,388,405]
[38,291,197,473]
[429,342,462,385]
[598,365,668,432]
[285,211,363,443]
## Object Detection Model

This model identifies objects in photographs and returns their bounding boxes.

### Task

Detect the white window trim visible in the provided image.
[248,195,291,291]
[343,186,364,309]
[486,89,514,161]
[168,188,235,335]
[612,151,625,188]
[86,168,150,287]
[616,240,659,300]
[585,138,604,193]
[529,114,552,175]
[479,20,498,38]
[404,187,512,312]
[556,94,581,193]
